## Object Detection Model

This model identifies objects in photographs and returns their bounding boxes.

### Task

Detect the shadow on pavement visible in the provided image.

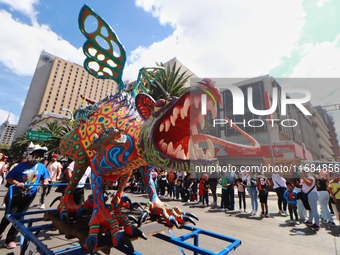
[234,213,264,221]
[289,227,319,236]
[324,224,340,237]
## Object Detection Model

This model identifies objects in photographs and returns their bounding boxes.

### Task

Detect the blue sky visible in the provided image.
[1,0,340,138]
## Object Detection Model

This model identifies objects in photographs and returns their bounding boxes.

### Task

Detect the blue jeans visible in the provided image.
[238,191,246,210]
[308,191,320,226]
[221,188,228,209]
[226,186,235,210]
[203,190,209,205]
[168,182,175,197]
[247,187,258,212]
[318,190,333,222]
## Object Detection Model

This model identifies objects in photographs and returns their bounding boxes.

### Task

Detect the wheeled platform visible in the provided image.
[5,184,241,254]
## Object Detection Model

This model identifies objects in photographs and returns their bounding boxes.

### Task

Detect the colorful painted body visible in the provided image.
[57,5,261,252]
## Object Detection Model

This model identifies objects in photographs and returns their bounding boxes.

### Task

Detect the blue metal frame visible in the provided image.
[5,184,241,254]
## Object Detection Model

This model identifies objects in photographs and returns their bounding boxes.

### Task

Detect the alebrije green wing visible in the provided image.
[78,4,126,91]
[131,67,165,97]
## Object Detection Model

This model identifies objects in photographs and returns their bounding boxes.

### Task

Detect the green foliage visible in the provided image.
[148,62,191,101]
[10,132,32,157]
[38,122,72,154]
[10,122,72,157]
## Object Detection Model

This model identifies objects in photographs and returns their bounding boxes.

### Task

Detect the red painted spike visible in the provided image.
[117,65,121,68]
[90,69,94,72]
[84,10,88,15]
[90,34,94,38]
[103,60,107,64]
[113,73,117,77]
[118,57,122,61]
[99,22,102,26]
[109,34,113,38]
[104,73,108,77]
[100,66,104,70]
[109,50,113,54]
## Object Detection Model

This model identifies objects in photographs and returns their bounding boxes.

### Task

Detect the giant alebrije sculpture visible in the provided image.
[57,4,261,252]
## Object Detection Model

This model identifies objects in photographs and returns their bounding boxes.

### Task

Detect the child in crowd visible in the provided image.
[235,173,247,213]
[258,174,270,217]
[283,182,299,225]
[202,174,210,207]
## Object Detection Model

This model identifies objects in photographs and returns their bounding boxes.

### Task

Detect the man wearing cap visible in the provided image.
[39,153,62,209]
[0,142,50,249]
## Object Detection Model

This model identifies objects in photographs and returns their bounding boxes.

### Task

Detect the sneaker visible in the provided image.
[252,211,257,215]
[203,204,206,207]
[321,219,328,224]
[293,220,300,225]
[310,224,321,230]
[40,204,45,210]
[238,209,241,213]
[211,202,217,207]
[327,221,336,226]
[265,213,269,218]
[244,210,247,213]
[6,241,16,249]
[260,213,265,217]
[220,208,226,212]
[305,221,313,226]
[0,204,5,210]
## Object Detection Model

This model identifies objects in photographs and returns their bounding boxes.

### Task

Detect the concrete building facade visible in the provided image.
[204,75,335,166]
[0,115,17,145]
[14,51,118,139]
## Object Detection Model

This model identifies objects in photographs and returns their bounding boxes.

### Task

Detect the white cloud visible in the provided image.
[316,0,330,7]
[290,36,340,78]
[127,0,305,79]
[0,9,84,76]
[0,109,18,125]
[0,0,39,24]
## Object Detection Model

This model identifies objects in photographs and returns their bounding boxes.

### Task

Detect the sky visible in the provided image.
[0,0,340,140]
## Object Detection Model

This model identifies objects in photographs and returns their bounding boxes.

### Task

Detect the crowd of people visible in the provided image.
[125,165,340,232]
[0,147,340,249]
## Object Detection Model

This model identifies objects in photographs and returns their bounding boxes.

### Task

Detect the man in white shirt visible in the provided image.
[66,161,92,205]
[40,154,62,209]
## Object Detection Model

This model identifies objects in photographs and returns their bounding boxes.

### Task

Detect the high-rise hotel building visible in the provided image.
[14,51,117,139]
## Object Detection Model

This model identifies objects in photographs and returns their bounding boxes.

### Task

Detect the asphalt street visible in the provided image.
[0,185,339,255]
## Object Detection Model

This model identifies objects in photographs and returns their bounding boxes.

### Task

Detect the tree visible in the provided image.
[148,62,192,101]
[10,132,32,157]
[38,122,72,154]
[10,122,72,157]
